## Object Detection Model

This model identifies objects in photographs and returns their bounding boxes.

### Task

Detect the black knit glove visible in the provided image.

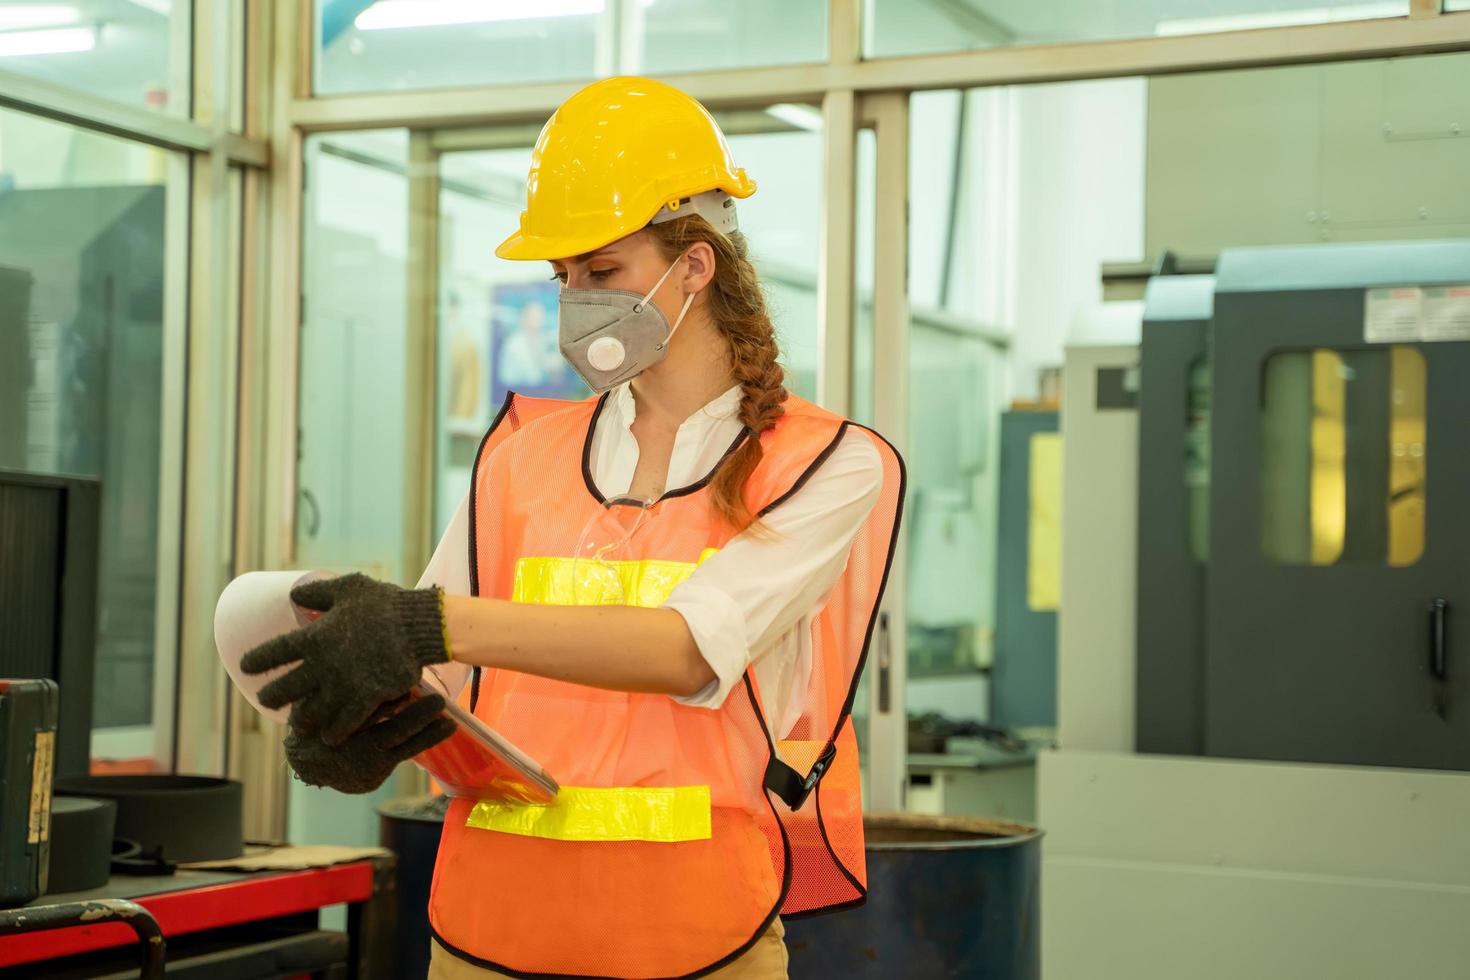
[284,692,456,794]
[240,572,451,745]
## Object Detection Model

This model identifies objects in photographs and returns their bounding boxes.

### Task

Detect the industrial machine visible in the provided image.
[1041,239,1470,980]
[0,471,100,779]
[1133,241,1470,768]
[1204,243,1469,769]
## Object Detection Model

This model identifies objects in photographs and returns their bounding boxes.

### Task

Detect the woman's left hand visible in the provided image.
[283,692,456,794]
[239,573,451,744]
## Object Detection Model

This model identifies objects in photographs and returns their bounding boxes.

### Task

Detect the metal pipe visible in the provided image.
[0,899,166,979]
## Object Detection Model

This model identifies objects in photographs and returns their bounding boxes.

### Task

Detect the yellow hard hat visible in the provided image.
[495,76,757,261]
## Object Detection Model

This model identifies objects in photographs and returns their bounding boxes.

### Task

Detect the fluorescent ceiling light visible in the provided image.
[1156,3,1404,35]
[0,5,81,31]
[356,0,604,31]
[765,103,823,133]
[1156,10,1327,34]
[0,25,97,57]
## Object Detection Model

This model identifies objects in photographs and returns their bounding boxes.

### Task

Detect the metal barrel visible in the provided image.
[784,813,1042,979]
[378,796,451,980]
[382,801,1041,979]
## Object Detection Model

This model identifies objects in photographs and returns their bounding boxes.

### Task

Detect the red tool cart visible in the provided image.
[0,855,395,979]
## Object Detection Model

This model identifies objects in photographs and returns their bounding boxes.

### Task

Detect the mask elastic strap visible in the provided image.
[633,254,685,314]
[657,291,698,352]
[634,252,698,352]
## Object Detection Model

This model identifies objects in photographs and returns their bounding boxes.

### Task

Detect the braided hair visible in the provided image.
[646,216,787,533]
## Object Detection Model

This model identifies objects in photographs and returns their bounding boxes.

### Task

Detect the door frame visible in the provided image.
[860,91,912,811]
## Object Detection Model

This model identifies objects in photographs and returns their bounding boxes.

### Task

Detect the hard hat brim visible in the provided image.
[494,227,634,263]
[495,180,756,262]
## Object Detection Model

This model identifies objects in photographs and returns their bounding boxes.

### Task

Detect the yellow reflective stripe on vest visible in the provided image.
[511,548,718,608]
[489,550,719,843]
[465,785,713,843]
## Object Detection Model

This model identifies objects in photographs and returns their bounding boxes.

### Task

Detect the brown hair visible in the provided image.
[646,216,787,533]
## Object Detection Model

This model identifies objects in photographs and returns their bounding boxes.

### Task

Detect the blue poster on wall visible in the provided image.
[490,281,586,403]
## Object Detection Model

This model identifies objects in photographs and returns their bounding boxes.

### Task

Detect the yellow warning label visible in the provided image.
[28,731,55,845]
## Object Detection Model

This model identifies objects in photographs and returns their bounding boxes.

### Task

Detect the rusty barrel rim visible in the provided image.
[862,811,1044,851]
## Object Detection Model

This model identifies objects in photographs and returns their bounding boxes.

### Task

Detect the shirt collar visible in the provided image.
[609,382,743,430]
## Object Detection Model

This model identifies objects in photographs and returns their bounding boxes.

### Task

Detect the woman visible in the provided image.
[243,77,903,980]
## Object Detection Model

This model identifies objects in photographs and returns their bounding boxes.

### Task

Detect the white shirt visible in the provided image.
[416,383,883,738]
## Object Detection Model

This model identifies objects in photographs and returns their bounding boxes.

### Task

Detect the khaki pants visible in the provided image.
[428,918,789,980]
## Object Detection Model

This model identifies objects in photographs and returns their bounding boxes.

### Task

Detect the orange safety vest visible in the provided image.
[428,390,904,979]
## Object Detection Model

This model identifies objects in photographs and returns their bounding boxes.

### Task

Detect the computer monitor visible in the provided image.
[0,470,100,778]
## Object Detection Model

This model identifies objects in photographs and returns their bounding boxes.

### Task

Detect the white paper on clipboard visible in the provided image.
[215,570,336,725]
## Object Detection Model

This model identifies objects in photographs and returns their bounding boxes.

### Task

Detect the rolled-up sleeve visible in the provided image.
[416,489,474,701]
[663,428,884,711]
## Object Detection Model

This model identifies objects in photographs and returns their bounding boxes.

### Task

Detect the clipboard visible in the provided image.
[414,668,559,804]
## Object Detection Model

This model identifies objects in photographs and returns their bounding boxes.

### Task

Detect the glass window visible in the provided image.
[314,0,826,95]
[865,0,1410,59]
[435,143,552,537]
[905,325,1000,676]
[294,129,416,843]
[853,128,878,429]
[315,3,598,94]
[726,117,824,401]
[1260,346,1425,567]
[431,110,824,540]
[230,0,247,131]
[635,0,826,74]
[901,88,1019,687]
[0,106,180,771]
[297,130,413,586]
[0,0,191,115]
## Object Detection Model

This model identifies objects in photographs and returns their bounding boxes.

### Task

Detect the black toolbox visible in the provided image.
[0,678,59,907]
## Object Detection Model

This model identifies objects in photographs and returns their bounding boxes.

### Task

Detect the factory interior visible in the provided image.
[3,1,1470,978]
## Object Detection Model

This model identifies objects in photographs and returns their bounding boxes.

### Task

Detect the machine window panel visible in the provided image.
[1259,346,1425,567]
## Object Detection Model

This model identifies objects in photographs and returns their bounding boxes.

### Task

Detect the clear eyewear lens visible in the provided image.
[571,497,656,606]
